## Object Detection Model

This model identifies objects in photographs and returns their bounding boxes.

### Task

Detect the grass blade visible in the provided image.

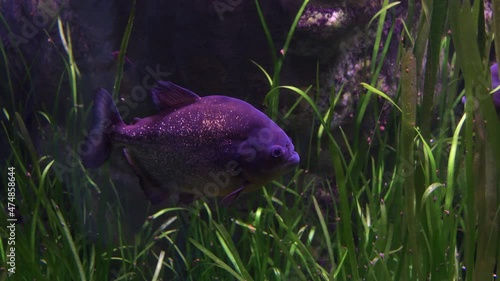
[51,200,87,281]
[112,0,136,98]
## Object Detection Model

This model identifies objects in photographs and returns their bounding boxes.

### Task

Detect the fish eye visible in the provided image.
[271,146,283,158]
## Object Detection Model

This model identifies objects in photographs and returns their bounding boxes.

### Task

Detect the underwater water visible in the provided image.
[1,0,499,280]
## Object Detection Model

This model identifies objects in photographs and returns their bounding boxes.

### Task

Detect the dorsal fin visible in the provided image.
[151,81,200,111]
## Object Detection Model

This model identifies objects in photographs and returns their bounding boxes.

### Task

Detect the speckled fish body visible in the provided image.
[81,82,300,204]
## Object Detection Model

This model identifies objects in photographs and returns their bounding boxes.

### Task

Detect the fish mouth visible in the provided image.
[285,151,300,169]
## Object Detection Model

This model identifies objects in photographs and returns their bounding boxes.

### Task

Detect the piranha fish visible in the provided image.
[81,81,300,204]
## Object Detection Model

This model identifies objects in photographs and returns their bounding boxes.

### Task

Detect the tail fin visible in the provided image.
[81,88,123,168]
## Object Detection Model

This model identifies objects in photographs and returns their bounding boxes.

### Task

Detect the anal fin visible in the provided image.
[221,186,245,206]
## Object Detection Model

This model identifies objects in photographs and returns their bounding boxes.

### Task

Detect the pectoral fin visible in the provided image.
[123,148,168,204]
[221,186,245,205]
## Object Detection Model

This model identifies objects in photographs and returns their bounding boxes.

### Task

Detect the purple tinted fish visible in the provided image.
[81,82,300,204]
